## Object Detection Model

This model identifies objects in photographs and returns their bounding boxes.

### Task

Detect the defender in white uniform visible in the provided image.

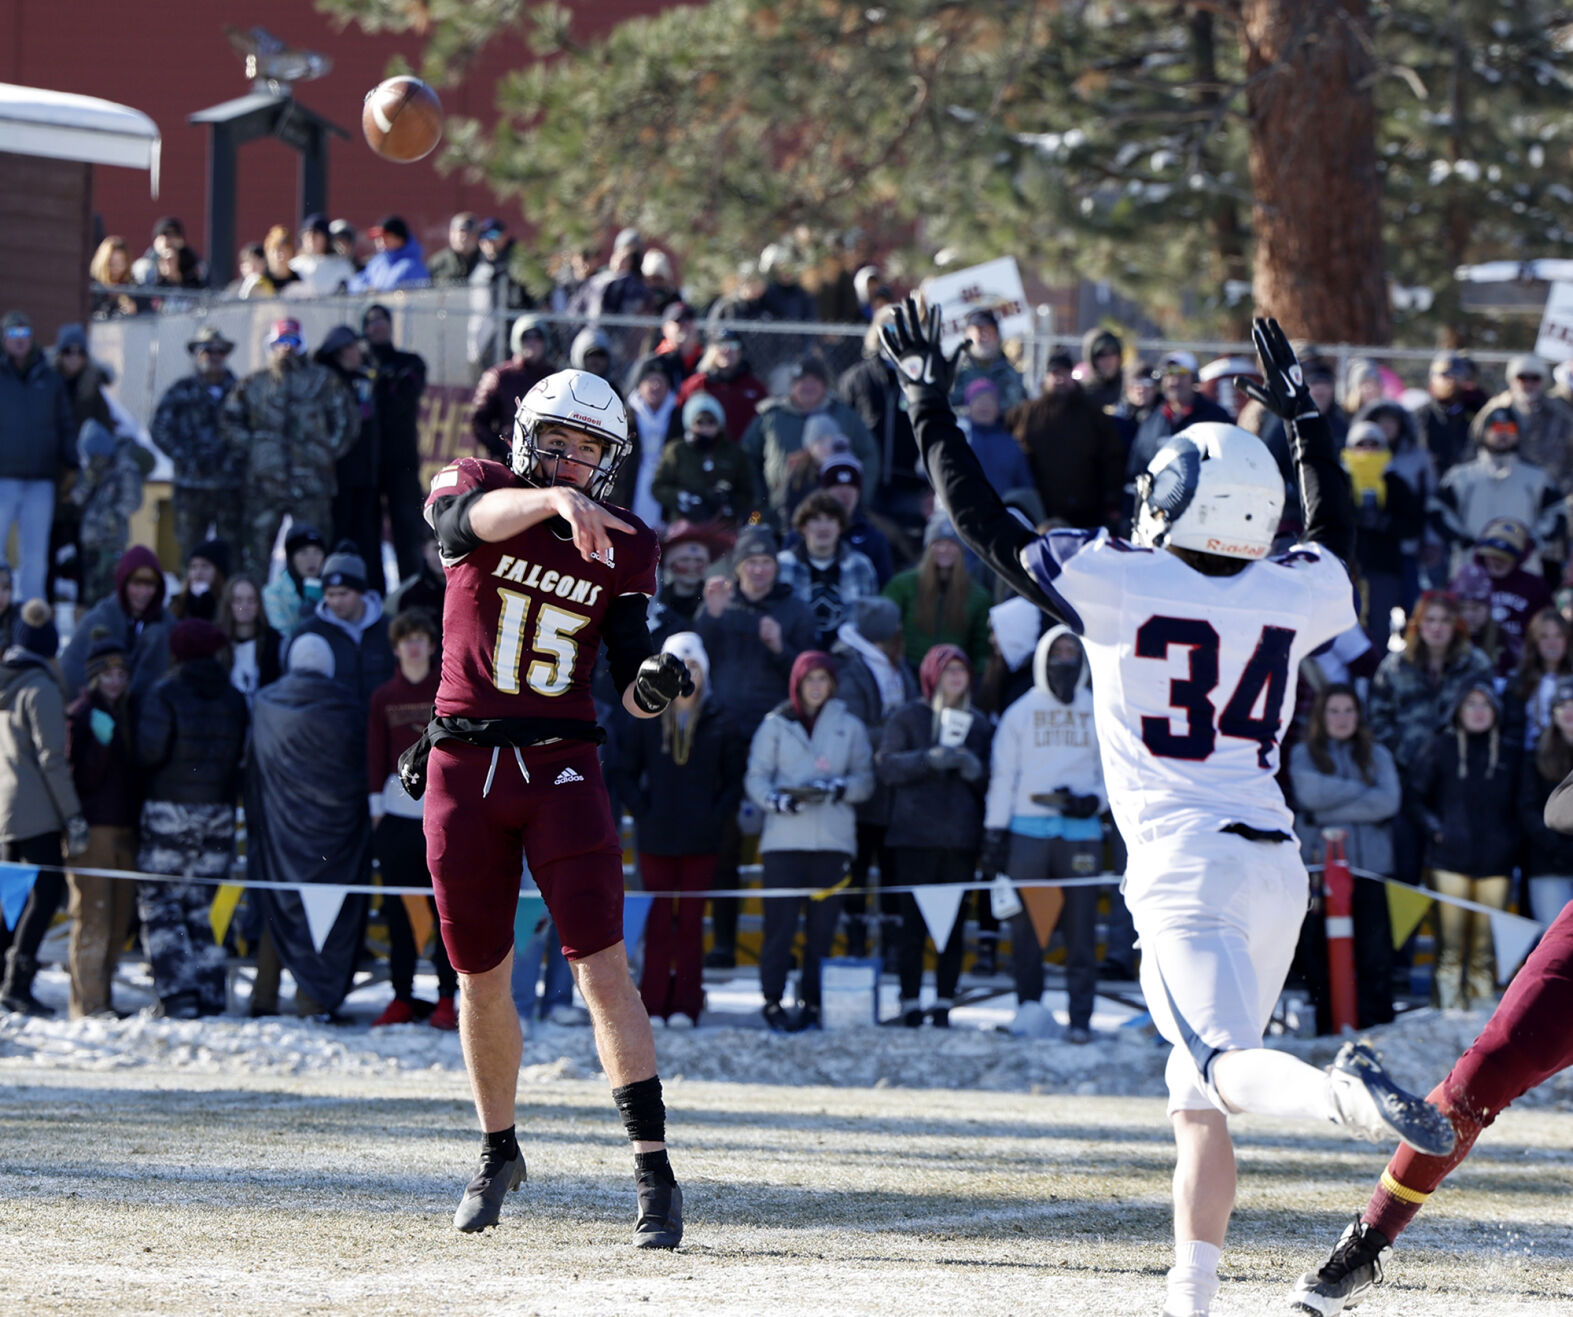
[880,304,1453,1317]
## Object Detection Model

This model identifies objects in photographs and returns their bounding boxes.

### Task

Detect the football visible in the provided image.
[362,75,444,163]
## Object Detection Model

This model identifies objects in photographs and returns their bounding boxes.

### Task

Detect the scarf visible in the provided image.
[836,621,905,712]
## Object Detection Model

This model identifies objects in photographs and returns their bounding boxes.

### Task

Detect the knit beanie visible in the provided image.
[85,627,128,681]
[12,599,57,658]
[287,633,336,678]
[853,597,901,645]
[321,541,369,593]
[661,631,710,688]
[169,618,228,663]
[918,643,970,701]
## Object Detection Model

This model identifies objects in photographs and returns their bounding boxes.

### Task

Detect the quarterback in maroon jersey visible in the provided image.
[419,368,692,1243]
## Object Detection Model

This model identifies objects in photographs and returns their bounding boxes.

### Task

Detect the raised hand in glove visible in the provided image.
[65,815,91,858]
[632,651,695,714]
[1061,791,1102,820]
[766,791,802,815]
[979,828,1011,877]
[1240,316,1317,422]
[878,294,963,404]
[953,749,984,783]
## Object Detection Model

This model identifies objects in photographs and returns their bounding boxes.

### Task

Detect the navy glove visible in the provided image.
[1061,791,1102,820]
[809,777,847,803]
[979,828,1011,877]
[632,651,695,714]
[767,791,802,815]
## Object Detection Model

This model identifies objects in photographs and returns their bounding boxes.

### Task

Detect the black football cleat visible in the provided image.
[1288,1216,1391,1314]
[1327,1040,1456,1157]
[453,1152,526,1232]
[633,1179,684,1248]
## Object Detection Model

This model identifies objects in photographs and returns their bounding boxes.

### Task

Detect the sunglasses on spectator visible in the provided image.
[1517,373,1544,383]
[197,346,231,357]
[3,327,30,341]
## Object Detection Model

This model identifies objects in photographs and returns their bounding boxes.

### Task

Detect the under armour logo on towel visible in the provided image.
[553,766,585,785]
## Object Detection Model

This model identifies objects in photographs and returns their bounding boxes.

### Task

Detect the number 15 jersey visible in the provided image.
[1023,530,1357,847]
[424,457,660,723]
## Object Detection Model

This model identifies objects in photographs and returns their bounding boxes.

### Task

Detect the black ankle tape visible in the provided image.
[612,1075,666,1144]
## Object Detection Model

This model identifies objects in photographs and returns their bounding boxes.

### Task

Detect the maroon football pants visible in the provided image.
[1364,898,1573,1240]
[637,853,714,1022]
[424,737,625,975]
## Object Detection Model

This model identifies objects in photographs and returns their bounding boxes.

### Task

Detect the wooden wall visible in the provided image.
[0,150,92,343]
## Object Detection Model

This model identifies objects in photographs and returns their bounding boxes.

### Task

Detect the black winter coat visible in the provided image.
[66,689,140,828]
[693,581,816,739]
[1519,758,1573,877]
[838,357,924,497]
[608,699,746,856]
[1408,729,1520,877]
[137,658,249,805]
[367,342,427,470]
[875,699,992,852]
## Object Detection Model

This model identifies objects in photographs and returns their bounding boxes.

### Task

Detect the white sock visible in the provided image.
[1166,1241,1221,1312]
[1210,1047,1333,1121]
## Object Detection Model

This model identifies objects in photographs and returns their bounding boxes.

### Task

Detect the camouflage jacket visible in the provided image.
[1367,643,1497,774]
[221,357,357,500]
[151,370,243,490]
[73,437,146,548]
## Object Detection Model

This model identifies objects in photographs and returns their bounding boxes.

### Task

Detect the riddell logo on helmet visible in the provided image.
[569,412,603,429]
[1205,537,1268,558]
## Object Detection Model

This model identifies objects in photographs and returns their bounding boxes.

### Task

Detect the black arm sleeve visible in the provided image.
[426,486,488,562]
[1287,413,1356,564]
[907,390,1065,620]
[603,592,655,696]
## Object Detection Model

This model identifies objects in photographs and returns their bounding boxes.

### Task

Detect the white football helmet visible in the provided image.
[512,368,630,500]
[1133,421,1284,560]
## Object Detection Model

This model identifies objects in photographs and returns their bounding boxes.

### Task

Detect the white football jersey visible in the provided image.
[1022,530,1357,847]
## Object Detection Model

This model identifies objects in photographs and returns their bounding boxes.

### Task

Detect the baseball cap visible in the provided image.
[820,456,863,490]
[1160,350,1198,376]
[367,215,410,243]
[1476,515,1530,561]
[268,318,304,349]
[478,217,506,240]
[791,355,830,383]
[662,301,694,323]
[299,213,331,238]
[965,308,1000,331]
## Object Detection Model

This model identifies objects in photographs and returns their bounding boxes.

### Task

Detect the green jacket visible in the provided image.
[221,356,357,502]
[882,567,992,670]
[740,398,879,514]
[651,437,757,523]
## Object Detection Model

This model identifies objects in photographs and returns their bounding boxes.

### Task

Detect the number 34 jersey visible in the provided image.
[424,458,660,722]
[1023,529,1356,847]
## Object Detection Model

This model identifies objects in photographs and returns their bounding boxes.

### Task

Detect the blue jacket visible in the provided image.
[348,240,430,293]
[963,419,1034,497]
[0,348,75,481]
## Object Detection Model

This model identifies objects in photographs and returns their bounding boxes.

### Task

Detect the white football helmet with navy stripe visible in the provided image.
[1133,422,1284,561]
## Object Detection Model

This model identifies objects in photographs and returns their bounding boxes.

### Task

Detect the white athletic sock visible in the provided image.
[1166,1241,1221,1313]
[1210,1047,1332,1121]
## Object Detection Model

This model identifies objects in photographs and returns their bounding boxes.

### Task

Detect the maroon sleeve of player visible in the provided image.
[620,525,660,598]
[367,683,391,792]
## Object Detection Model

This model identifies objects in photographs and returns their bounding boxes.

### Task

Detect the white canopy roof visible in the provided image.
[0,82,160,195]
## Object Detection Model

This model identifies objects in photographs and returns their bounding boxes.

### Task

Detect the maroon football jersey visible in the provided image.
[424,458,660,721]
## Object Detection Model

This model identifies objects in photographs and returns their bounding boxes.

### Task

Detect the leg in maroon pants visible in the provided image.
[1363,899,1573,1243]
[639,854,681,1020]
[669,854,715,1022]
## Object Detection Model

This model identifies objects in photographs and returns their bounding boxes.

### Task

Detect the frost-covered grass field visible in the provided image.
[3,1001,1573,1316]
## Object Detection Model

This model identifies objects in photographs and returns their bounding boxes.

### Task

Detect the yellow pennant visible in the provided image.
[1385,880,1433,950]
[810,873,852,903]
[209,883,245,946]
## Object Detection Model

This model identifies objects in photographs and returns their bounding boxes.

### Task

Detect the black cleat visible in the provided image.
[633,1179,683,1248]
[1288,1216,1391,1314]
[453,1152,526,1232]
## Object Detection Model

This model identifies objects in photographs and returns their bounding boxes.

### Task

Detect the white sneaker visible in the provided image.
[666,1014,695,1030]
[1007,1000,1055,1038]
[545,1003,591,1027]
[1327,1041,1455,1156]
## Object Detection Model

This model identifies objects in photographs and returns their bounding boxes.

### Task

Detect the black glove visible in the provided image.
[766,791,802,815]
[632,651,695,714]
[64,815,90,858]
[979,828,1011,877]
[1241,316,1317,422]
[1061,791,1102,820]
[926,744,961,772]
[878,295,963,405]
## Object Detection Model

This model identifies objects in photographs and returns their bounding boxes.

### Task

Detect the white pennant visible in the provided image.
[911,884,965,951]
[1489,910,1542,985]
[298,886,349,954]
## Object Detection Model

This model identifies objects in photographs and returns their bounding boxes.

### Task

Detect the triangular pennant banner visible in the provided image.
[208,883,245,946]
[911,884,965,951]
[0,864,39,931]
[623,892,653,949]
[1021,886,1065,949]
[1489,910,1542,985]
[400,893,435,957]
[298,886,349,954]
[1385,881,1433,951]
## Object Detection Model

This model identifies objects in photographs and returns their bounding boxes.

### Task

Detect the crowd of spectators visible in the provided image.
[0,210,1569,1037]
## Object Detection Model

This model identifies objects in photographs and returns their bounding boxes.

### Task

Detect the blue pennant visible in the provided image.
[0,864,39,931]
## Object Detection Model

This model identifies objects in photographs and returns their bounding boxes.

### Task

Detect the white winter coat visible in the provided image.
[984,625,1104,830]
[745,697,874,855]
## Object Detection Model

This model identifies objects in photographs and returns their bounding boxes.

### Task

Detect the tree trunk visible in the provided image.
[1191,9,1252,339]
[1241,0,1389,344]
